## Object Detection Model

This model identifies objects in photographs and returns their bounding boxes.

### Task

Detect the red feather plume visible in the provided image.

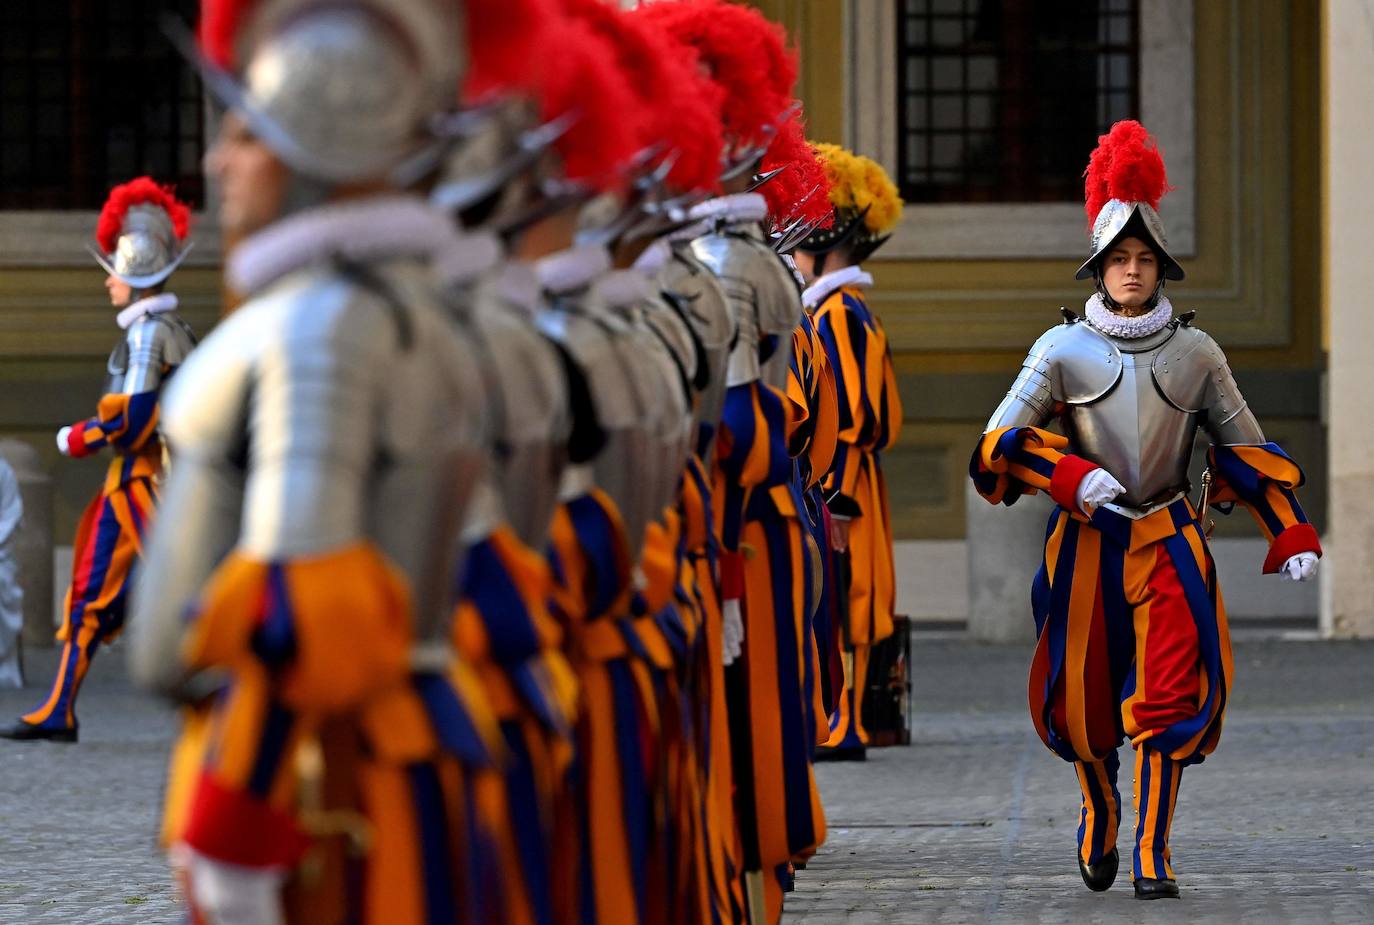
[198,0,257,70]
[464,0,563,102]
[96,178,192,254]
[1082,119,1171,227]
[633,0,796,150]
[528,20,641,187]
[564,0,724,194]
[758,113,832,229]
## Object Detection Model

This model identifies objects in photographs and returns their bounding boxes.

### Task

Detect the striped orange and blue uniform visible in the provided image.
[167,544,504,925]
[546,489,673,925]
[811,284,902,751]
[23,390,165,732]
[970,425,1319,882]
[720,364,831,922]
[452,526,579,925]
[677,453,746,925]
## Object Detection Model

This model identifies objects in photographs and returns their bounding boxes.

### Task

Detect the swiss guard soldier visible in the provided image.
[1,178,196,743]
[970,121,1321,900]
[790,143,904,761]
[126,0,501,921]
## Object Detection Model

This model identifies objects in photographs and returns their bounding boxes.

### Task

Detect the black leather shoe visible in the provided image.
[813,744,867,762]
[1078,847,1118,892]
[1133,877,1180,900]
[0,720,77,743]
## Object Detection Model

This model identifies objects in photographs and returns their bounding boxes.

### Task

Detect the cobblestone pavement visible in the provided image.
[790,636,1374,924]
[1,636,1371,923]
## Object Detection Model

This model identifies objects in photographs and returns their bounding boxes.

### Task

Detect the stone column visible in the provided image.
[1321,0,1374,638]
[0,440,53,651]
[964,481,1047,643]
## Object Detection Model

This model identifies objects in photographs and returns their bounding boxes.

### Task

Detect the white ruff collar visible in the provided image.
[535,243,612,295]
[117,292,178,330]
[688,193,768,226]
[802,265,873,311]
[1085,292,1174,339]
[228,195,465,295]
[431,229,504,288]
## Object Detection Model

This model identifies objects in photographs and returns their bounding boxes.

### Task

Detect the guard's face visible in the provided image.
[1101,236,1161,311]
[104,273,132,308]
[205,112,290,240]
[791,250,819,284]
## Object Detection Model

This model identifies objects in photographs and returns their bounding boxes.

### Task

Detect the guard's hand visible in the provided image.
[1075,468,1125,517]
[1280,551,1319,582]
[181,845,287,925]
[56,426,72,457]
[829,516,851,553]
[721,598,744,666]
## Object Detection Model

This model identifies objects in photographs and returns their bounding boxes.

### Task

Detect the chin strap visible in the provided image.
[1093,269,1166,311]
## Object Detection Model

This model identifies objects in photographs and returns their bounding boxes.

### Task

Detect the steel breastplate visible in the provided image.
[1060,323,1197,507]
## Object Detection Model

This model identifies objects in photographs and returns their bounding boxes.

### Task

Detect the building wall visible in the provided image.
[753,0,1325,543]
[0,0,1326,554]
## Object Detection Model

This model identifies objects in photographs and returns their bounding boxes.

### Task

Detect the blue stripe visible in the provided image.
[246,700,294,798]
[607,660,649,919]
[460,539,541,661]
[1133,750,1152,880]
[413,673,494,767]
[761,514,816,853]
[406,763,457,925]
[501,723,554,925]
[566,494,625,620]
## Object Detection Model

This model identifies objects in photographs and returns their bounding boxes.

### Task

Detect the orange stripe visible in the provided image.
[1063,526,1101,761]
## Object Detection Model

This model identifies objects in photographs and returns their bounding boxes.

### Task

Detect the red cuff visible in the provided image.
[1261,523,1322,575]
[66,423,91,458]
[719,549,744,602]
[181,772,312,868]
[1049,454,1099,512]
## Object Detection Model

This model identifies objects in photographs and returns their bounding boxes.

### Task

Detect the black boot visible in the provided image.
[0,720,78,743]
[813,744,866,762]
[1078,847,1118,892]
[1133,877,1180,900]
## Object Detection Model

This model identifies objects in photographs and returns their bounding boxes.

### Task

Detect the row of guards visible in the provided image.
[0,1,912,923]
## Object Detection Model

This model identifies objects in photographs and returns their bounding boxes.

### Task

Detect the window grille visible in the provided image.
[896,0,1140,204]
[0,0,205,210]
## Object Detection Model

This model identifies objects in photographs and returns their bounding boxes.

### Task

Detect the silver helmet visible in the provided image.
[1075,120,1183,282]
[190,0,465,186]
[1075,199,1184,282]
[88,178,194,290]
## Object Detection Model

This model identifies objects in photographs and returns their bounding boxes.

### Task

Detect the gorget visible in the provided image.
[802,265,873,311]
[228,194,466,296]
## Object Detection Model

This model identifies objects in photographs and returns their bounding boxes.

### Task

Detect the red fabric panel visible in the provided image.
[1049,454,1099,512]
[1129,548,1201,734]
[1262,523,1322,574]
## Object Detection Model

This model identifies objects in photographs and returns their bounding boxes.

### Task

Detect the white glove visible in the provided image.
[56,426,72,457]
[1075,468,1125,516]
[181,846,287,925]
[1280,552,1319,582]
[721,598,744,667]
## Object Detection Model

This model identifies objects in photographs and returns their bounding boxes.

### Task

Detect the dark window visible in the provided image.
[0,0,205,210]
[897,0,1139,204]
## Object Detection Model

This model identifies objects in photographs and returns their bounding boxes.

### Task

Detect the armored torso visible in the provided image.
[105,302,197,397]
[987,313,1264,511]
[688,193,802,389]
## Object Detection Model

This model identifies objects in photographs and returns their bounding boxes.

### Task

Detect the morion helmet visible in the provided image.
[1075,119,1183,282]
[89,177,193,290]
[195,0,466,187]
[796,143,903,264]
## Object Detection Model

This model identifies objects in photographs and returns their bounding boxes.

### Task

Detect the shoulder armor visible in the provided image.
[1043,320,1123,404]
[689,231,801,340]
[1150,323,1216,414]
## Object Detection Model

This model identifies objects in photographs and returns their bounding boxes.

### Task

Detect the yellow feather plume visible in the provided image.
[810,141,904,237]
